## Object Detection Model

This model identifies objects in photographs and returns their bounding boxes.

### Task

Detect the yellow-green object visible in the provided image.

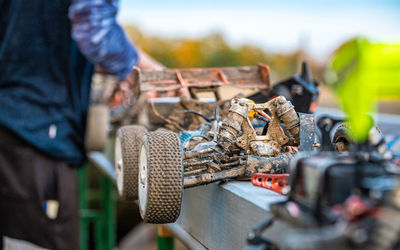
[326,37,400,142]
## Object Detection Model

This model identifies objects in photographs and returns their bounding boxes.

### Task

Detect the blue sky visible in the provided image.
[118,0,400,61]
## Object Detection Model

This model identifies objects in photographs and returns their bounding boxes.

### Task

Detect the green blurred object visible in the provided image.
[157,235,174,250]
[157,225,175,250]
[326,37,400,142]
[79,166,116,250]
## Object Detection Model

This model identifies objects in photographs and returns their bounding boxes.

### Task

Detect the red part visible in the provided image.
[344,195,372,222]
[259,111,272,121]
[251,173,290,195]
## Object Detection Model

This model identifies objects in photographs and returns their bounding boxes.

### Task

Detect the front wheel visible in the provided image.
[138,130,184,224]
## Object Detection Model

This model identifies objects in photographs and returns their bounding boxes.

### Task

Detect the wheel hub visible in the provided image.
[139,143,149,214]
[115,136,124,196]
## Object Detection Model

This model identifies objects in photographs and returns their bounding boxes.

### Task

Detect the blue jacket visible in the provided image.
[0,0,137,166]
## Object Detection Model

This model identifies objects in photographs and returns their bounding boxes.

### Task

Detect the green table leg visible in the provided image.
[100,177,116,250]
[157,225,174,250]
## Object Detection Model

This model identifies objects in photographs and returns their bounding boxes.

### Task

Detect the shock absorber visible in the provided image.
[274,96,300,144]
[217,98,250,150]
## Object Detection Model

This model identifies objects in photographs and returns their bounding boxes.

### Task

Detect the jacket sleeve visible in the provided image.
[68,0,138,79]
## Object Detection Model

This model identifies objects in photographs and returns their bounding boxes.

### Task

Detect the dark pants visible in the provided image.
[0,127,79,250]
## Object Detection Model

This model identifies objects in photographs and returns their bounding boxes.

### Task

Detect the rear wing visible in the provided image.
[133,63,271,92]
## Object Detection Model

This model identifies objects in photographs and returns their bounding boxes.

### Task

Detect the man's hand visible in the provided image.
[119,49,191,103]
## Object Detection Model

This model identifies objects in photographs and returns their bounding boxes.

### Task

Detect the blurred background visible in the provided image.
[115,0,400,111]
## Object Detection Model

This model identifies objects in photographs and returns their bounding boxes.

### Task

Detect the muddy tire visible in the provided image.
[138,130,183,224]
[115,125,148,200]
[85,104,109,152]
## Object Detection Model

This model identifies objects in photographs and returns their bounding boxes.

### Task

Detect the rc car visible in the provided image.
[113,63,330,223]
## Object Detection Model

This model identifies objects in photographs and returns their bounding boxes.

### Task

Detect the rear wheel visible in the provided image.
[138,130,183,224]
[115,125,148,200]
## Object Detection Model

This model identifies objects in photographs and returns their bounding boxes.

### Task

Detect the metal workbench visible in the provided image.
[167,181,287,250]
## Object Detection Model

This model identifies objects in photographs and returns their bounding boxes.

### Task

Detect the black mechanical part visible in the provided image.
[298,113,318,151]
[246,217,278,250]
[247,61,319,113]
[178,110,212,123]
[317,115,343,151]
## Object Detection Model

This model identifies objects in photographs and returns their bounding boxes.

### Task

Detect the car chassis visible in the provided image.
[114,64,320,224]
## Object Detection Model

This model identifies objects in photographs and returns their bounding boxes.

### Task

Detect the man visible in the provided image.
[0,0,162,249]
